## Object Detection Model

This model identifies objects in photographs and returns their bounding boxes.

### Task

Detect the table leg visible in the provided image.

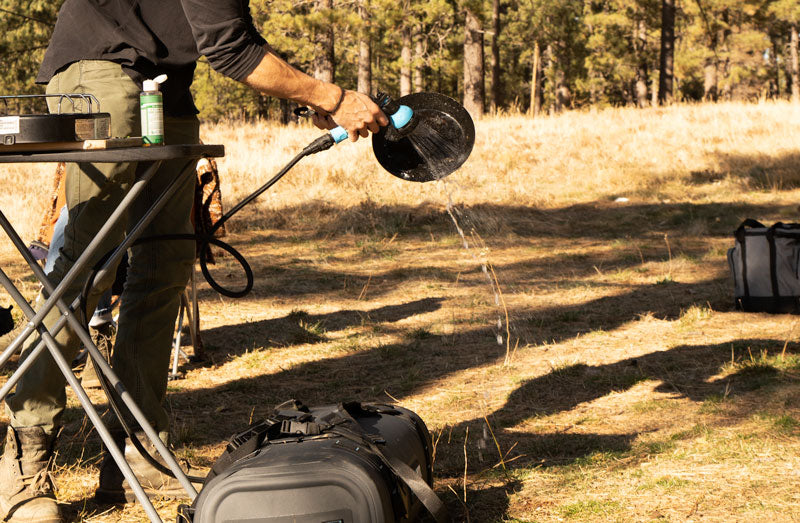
[0,158,205,521]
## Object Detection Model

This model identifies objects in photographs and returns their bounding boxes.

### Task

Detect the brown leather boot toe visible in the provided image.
[0,427,62,523]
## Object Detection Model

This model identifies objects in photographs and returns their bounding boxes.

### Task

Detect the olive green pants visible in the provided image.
[5,60,199,436]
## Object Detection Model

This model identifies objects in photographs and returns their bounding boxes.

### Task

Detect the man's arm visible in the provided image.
[242,48,388,141]
[179,0,387,141]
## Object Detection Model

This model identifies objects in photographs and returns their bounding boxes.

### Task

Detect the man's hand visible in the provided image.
[312,89,389,142]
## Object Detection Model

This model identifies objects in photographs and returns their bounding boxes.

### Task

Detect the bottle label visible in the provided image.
[140,94,164,145]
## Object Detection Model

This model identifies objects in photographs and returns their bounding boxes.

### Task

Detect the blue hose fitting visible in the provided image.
[330,126,349,144]
[390,105,414,130]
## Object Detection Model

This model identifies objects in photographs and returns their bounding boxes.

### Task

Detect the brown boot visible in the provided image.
[0,427,61,523]
[95,432,203,504]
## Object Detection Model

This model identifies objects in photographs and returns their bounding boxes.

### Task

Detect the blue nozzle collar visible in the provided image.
[390,105,414,129]
[330,126,348,144]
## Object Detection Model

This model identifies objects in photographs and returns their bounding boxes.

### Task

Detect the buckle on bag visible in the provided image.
[280,419,321,436]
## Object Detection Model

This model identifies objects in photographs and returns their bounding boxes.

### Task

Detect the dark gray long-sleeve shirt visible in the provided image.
[37,0,267,116]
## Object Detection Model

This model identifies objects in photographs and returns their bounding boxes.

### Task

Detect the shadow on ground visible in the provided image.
[193,198,789,308]
[228,198,792,240]
[196,276,730,365]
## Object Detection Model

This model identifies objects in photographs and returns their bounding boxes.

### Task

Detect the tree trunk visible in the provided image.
[546,43,556,114]
[413,29,425,93]
[719,11,732,100]
[634,18,649,108]
[463,7,485,116]
[530,41,542,116]
[792,22,800,103]
[703,34,718,102]
[357,0,372,94]
[651,72,659,106]
[550,47,570,113]
[553,48,570,112]
[771,38,780,98]
[658,0,675,104]
[313,0,335,83]
[280,98,292,125]
[489,0,501,113]
[786,38,795,98]
[400,25,412,96]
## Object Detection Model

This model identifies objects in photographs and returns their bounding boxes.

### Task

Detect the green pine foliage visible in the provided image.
[0,0,59,102]
[1,0,798,121]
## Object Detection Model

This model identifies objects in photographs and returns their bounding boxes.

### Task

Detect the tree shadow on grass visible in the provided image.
[194,275,731,369]
[714,151,800,190]
[196,197,780,309]
[432,338,800,476]
[425,337,800,520]
[198,296,444,356]
[230,199,789,241]
[430,483,520,523]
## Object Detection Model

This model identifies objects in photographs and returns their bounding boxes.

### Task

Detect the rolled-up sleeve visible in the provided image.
[179,0,267,81]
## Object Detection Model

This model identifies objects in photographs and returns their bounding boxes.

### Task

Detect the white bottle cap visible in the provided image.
[143,74,168,92]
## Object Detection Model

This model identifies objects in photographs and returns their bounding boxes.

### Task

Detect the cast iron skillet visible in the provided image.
[372,92,475,182]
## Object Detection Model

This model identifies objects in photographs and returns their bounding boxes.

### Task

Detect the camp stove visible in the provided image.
[0,93,111,147]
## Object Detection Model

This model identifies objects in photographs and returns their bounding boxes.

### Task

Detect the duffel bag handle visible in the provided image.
[735,219,765,244]
[740,219,766,229]
[735,219,766,239]
[768,222,800,233]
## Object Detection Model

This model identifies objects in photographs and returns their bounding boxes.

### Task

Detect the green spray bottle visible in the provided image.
[140,74,167,145]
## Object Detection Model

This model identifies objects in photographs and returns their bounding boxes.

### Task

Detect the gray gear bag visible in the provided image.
[178,400,448,523]
[727,219,800,313]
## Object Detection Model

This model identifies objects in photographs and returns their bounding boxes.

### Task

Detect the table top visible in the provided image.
[0,144,224,163]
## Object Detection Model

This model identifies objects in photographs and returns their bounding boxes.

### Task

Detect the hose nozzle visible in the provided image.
[372,91,418,141]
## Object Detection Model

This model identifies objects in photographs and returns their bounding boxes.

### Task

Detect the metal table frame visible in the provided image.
[0,144,224,522]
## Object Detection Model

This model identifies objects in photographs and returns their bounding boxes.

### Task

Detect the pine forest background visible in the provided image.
[1,0,799,120]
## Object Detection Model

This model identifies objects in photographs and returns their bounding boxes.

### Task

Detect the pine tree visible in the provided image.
[463,2,485,116]
[0,0,59,100]
[771,0,800,102]
[658,0,676,104]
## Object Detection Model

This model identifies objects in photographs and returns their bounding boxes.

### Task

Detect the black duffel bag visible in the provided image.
[178,400,448,523]
[728,219,800,313]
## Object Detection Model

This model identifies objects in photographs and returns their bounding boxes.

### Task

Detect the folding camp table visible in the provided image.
[0,144,224,523]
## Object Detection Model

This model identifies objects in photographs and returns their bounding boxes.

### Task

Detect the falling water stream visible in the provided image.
[441,179,510,355]
[391,107,518,360]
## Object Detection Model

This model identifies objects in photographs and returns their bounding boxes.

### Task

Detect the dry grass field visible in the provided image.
[2,100,800,522]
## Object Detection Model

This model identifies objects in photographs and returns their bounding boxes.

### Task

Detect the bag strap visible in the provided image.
[736,219,766,234]
[332,403,450,523]
[767,224,780,298]
[205,419,278,483]
[735,224,752,299]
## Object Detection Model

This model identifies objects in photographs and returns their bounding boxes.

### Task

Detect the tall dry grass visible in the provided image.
[202,100,800,209]
[2,100,799,258]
